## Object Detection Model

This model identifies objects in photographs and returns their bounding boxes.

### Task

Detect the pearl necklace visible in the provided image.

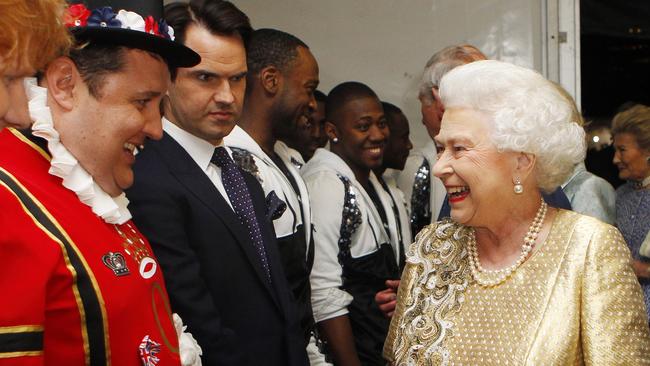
[468,198,548,287]
[633,175,650,190]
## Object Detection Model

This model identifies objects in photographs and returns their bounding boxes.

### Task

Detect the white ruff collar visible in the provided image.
[27,78,131,224]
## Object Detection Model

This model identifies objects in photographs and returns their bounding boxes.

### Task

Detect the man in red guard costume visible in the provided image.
[0,1,203,365]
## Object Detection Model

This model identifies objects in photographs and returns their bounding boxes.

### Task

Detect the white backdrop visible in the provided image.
[171,0,547,148]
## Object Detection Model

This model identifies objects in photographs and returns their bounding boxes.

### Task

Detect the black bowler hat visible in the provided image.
[65,0,200,68]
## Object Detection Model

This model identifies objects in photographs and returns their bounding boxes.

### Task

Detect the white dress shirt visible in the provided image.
[302,148,391,322]
[163,118,233,209]
[380,171,413,250]
[224,126,309,243]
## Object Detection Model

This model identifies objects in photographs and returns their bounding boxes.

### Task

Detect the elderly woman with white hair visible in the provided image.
[383,60,650,365]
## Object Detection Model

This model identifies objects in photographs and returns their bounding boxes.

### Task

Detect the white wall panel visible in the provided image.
[228,0,545,148]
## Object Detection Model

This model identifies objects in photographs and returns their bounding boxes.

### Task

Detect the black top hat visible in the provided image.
[65,0,200,68]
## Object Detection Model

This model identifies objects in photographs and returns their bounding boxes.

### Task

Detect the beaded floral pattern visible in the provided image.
[230,147,263,184]
[336,174,362,266]
[410,159,431,235]
[385,219,470,366]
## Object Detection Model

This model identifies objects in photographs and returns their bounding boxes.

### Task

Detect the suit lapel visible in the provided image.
[154,134,281,309]
[244,172,290,317]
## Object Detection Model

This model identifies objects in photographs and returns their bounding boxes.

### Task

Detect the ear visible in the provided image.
[45,57,78,111]
[431,87,445,115]
[512,152,536,183]
[325,120,338,142]
[260,66,281,95]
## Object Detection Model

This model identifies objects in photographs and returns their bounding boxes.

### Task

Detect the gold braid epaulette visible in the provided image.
[385,219,471,366]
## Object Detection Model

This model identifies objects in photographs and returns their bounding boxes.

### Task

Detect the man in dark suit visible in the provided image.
[126,1,308,365]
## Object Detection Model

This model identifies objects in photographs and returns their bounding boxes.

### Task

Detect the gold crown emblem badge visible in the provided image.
[102,251,130,276]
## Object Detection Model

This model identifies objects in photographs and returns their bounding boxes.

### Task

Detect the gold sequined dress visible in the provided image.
[384,210,650,365]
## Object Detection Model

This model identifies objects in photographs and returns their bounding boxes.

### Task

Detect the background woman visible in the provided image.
[384,60,649,365]
[612,104,650,319]
[0,0,70,129]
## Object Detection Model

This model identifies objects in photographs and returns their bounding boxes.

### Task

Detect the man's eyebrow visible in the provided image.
[134,91,162,99]
[187,70,248,79]
[356,115,377,122]
[188,69,219,78]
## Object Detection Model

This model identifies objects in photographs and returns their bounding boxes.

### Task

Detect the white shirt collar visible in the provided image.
[162,117,226,171]
[305,148,356,179]
[274,140,305,166]
[382,168,400,187]
[223,125,269,160]
[26,77,131,225]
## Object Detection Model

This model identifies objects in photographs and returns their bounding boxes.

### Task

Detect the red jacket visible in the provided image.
[0,128,180,366]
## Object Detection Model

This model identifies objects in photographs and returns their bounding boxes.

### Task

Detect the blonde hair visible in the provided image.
[0,0,71,72]
[612,104,650,151]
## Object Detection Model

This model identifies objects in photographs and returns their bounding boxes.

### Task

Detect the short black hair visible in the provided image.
[165,0,252,46]
[246,28,308,76]
[381,101,408,133]
[314,89,327,103]
[326,81,379,124]
[381,101,402,119]
[164,0,252,78]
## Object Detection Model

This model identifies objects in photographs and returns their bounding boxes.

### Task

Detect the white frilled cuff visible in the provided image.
[173,313,203,366]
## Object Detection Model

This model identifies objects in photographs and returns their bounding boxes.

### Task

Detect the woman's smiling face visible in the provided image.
[432,107,518,227]
[613,132,650,182]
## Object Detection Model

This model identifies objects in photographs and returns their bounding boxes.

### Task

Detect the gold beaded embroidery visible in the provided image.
[384,211,650,365]
[384,219,471,365]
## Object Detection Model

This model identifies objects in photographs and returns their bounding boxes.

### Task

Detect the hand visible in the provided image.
[631,259,650,279]
[375,280,400,318]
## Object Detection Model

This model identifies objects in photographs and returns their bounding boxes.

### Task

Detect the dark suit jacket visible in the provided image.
[126,133,308,366]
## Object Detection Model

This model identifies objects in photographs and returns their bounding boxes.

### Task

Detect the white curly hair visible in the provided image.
[438,60,586,192]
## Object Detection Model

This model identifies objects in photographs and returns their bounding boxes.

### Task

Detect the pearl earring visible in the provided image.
[332,137,339,143]
[514,178,523,194]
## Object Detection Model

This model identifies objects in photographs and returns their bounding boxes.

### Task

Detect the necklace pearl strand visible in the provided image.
[468,198,548,287]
